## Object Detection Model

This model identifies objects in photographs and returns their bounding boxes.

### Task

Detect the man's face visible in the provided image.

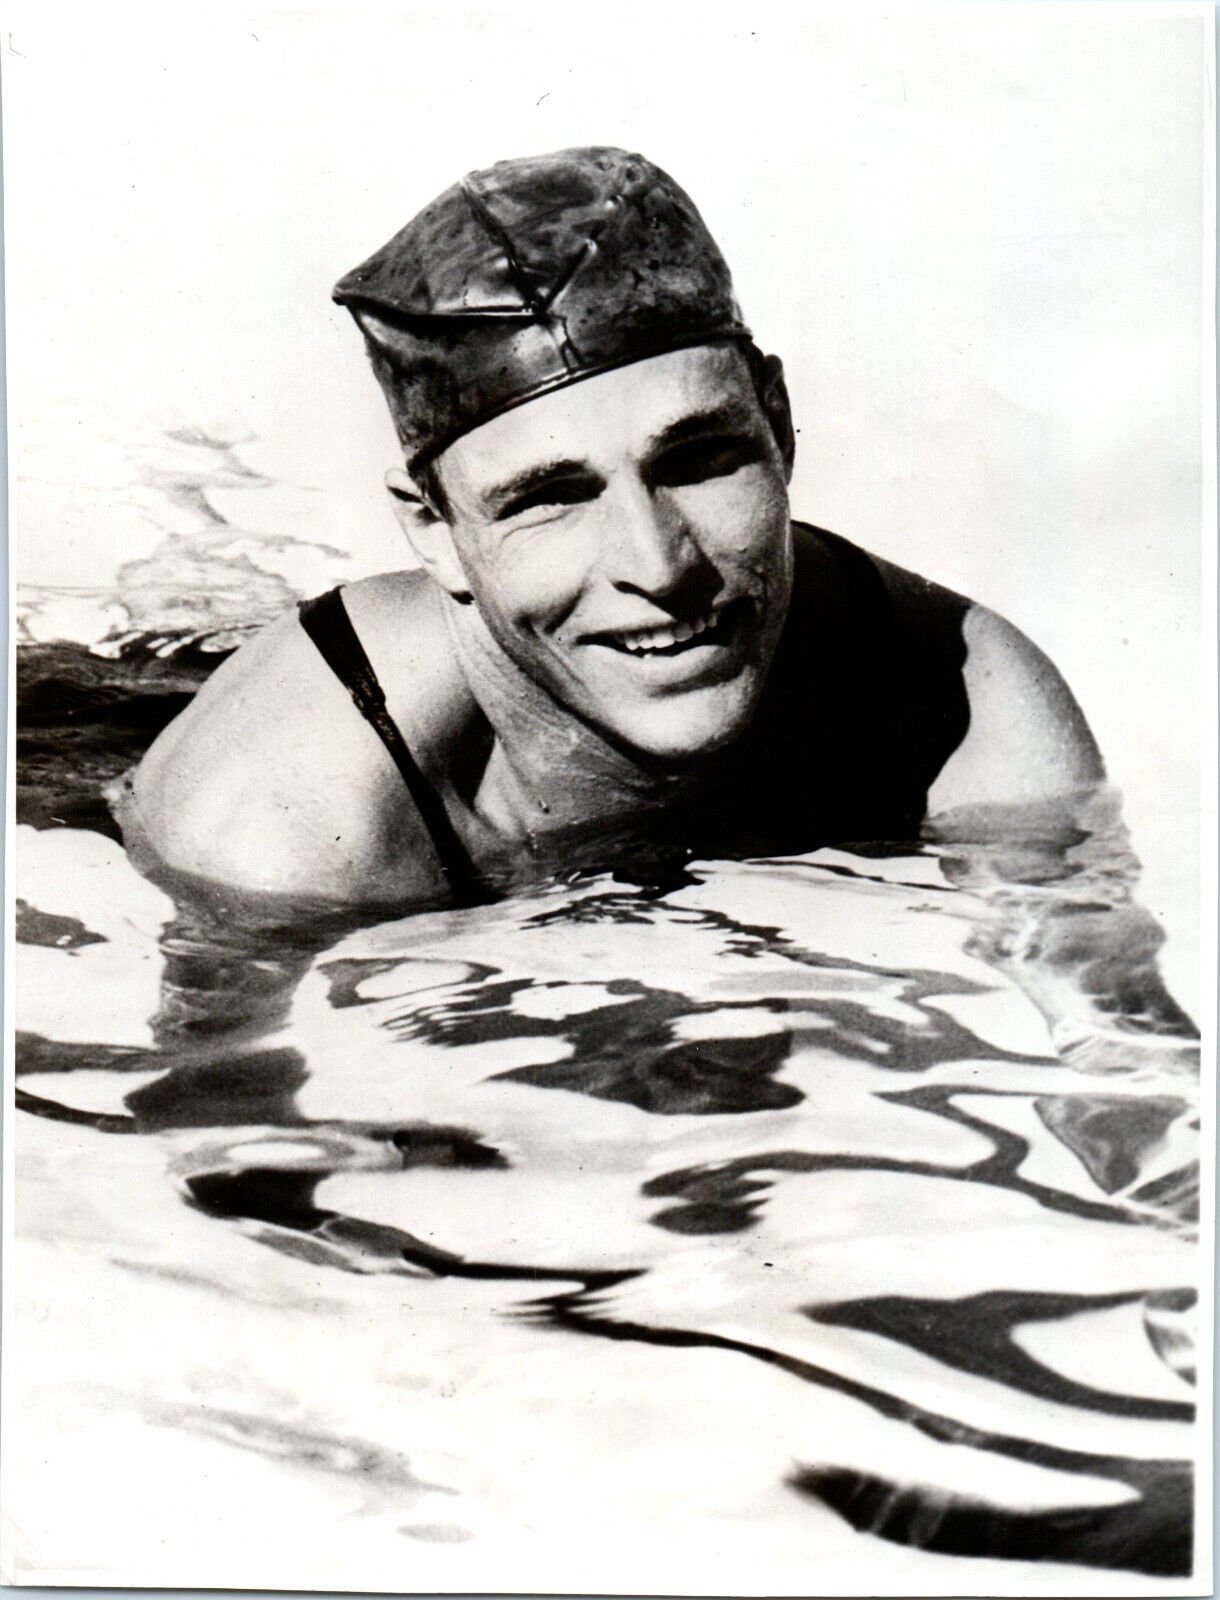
[432,344,794,762]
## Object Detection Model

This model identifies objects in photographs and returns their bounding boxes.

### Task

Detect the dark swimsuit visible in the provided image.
[297,524,970,889]
[726,524,971,852]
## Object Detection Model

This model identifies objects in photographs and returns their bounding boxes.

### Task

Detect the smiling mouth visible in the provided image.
[597,598,750,657]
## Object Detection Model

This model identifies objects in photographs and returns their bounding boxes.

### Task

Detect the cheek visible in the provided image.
[679,470,790,563]
[467,534,596,640]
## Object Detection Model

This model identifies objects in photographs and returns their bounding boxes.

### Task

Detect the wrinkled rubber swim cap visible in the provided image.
[333,147,751,475]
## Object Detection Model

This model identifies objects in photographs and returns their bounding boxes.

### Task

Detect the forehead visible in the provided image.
[435,343,759,504]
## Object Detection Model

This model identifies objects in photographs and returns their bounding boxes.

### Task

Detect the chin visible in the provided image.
[603,686,758,764]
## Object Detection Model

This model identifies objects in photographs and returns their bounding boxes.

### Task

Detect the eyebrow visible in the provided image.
[481,457,595,518]
[645,402,760,455]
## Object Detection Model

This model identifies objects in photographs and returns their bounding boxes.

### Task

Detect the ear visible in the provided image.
[384,467,472,600]
[755,352,796,481]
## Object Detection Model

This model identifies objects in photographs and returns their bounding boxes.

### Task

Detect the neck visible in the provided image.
[442,596,707,849]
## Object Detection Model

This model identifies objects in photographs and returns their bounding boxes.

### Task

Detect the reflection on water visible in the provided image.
[10,632,1200,1591]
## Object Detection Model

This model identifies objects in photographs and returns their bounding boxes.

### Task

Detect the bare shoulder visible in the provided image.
[927,602,1104,814]
[849,546,1102,810]
[129,571,467,902]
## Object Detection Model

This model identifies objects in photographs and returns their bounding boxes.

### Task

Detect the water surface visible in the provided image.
[9,607,1200,1593]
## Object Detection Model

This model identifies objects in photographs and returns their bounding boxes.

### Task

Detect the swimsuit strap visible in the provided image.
[297,587,481,900]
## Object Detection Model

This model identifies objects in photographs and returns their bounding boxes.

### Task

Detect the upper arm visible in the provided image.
[926,604,1104,817]
[128,606,448,905]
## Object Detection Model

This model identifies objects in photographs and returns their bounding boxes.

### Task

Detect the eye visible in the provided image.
[497,472,603,521]
[649,433,764,489]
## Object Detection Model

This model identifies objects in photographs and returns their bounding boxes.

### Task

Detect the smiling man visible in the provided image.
[127,147,1103,909]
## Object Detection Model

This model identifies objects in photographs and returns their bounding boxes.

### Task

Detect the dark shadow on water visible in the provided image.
[16,638,228,837]
[791,1457,1191,1577]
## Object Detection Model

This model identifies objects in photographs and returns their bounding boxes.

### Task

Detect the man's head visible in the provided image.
[335,148,797,761]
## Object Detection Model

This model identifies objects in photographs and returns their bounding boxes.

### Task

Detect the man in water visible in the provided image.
[128,147,1102,910]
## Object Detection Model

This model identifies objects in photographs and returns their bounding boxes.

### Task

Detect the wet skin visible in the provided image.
[393,344,796,763]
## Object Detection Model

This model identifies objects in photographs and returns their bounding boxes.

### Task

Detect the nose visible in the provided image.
[601,478,715,605]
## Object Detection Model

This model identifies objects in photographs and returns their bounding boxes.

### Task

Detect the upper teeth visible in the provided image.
[618,607,723,654]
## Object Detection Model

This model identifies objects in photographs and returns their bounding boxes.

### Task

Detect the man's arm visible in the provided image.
[926,603,1104,818]
[916,606,1194,1072]
[126,588,454,907]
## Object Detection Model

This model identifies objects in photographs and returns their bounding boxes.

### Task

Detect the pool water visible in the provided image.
[9,627,1201,1593]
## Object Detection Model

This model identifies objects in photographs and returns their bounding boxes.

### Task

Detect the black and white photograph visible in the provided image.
[3,1,1213,1591]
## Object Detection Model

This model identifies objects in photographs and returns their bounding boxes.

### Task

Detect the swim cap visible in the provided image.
[333,147,751,475]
